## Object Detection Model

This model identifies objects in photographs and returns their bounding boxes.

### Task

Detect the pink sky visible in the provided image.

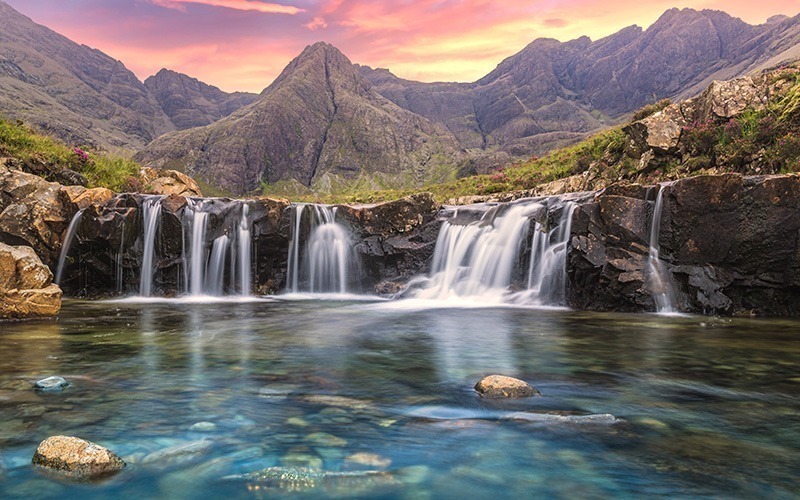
[5,0,799,93]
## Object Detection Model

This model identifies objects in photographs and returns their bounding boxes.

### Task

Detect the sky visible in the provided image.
[5,0,799,93]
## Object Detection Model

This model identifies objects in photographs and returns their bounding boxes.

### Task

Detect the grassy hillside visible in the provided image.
[0,117,142,191]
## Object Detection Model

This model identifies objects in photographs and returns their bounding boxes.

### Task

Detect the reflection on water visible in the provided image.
[0,301,798,498]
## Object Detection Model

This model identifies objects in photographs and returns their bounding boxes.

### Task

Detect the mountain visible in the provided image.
[136,43,465,195]
[360,8,800,164]
[144,69,259,130]
[0,0,175,149]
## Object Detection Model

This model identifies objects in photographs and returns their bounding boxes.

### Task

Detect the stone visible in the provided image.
[140,168,203,197]
[623,103,686,154]
[474,375,540,398]
[34,376,69,392]
[0,242,62,320]
[31,436,125,480]
[305,432,347,447]
[345,453,392,469]
[222,466,399,494]
[189,422,217,432]
[60,186,114,212]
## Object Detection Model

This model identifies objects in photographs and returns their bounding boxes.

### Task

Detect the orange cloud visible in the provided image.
[150,0,304,14]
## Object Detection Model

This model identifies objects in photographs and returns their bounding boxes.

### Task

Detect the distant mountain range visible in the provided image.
[1,0,799,194]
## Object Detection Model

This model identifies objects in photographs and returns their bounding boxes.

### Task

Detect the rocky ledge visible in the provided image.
[0,242,61,320]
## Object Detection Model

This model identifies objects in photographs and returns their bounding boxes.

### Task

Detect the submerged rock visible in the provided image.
[344,452,392,470]
[34,376,69,392]
[222,466,400,494]
[475,375,541,398]
[31,436,125,480]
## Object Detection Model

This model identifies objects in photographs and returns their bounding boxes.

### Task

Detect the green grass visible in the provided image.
[0,116,140,191]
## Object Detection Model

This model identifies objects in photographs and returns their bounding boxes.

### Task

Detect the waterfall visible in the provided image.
[238,204,252,295]
[55,209,84,285]
[205,235,229,296]
[647,186,678,313]
[139,197,163,297]
[411,202,538,301]
[410,199,576,306]
[525,203,576,304]
[187,200,209,296]
[286,204,353,294]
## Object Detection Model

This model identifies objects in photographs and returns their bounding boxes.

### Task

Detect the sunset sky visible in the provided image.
[5,0,798,93]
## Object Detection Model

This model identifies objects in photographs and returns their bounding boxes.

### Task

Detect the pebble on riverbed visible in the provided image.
[34,376,69,392]
[474,375,541,398]
[31,436,125,480]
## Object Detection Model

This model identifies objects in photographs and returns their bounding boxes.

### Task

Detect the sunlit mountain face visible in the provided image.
[4,0,795,93]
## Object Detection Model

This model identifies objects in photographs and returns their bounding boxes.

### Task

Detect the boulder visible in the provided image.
[474,375,541,398]
[34,376,70,391]
[0,165,72,266]
[140,167,202,197]
[60,186,114,212]
[0,242,61,320]
[32,436,125,480]
[623,104,686,154]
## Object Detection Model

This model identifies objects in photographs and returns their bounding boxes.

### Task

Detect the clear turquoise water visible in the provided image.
[1,299,799,498]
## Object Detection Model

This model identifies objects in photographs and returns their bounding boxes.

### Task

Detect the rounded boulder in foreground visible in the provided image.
[474,375,541,398]
[32,436,125,480]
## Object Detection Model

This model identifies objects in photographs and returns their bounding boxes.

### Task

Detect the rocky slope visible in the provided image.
[137,43,466,195]
[0,1,260,149]
[361,9,800,170]
[0,1,174,149]
[144,69,259,130]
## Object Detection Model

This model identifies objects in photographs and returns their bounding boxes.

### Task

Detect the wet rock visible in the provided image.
[189,421,217,432]
[31,436,125,480]
[34,376,69,392]
[222,466,400,494]
[474,375,540,398]
[0,243,61,320]
[345,452,392,470]
[141,440,213,468]
[305,432,347,447]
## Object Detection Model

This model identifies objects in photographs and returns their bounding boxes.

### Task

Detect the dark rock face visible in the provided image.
[144,69,259,130]
[58,194,291,297]
[337,193,443,293]
[43,171,800,317]
[137,43,466,195]
[567,174,800,315]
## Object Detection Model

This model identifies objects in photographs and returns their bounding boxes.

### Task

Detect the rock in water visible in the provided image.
[32,436,125,480]
[34,376,69,391]
[474,375,541,398]
[223,467,399,495]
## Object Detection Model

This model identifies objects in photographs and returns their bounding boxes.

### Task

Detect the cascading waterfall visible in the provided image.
[205,235,229,296]
[647,186,678,313]
[187,200,209,296]
[286,204,352,294]
[412,203,538,301]
[139,197,163,296]
[410,199,576,306]
[54,209,84,285]
[525,203,576,305]
[238,204,252,295]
